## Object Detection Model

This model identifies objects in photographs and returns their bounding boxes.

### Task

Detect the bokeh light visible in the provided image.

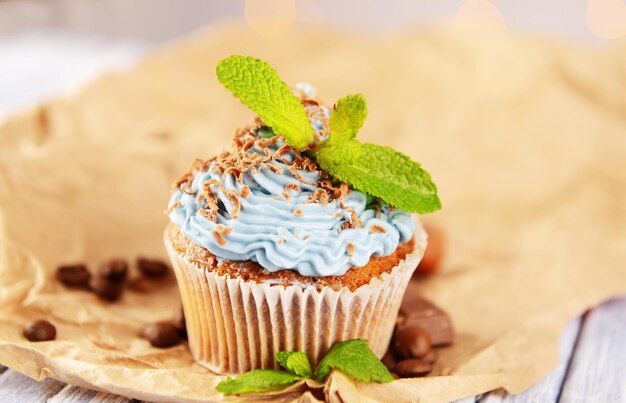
[586,0,626,39]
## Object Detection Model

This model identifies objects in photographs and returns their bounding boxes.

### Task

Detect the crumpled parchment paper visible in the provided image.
[1,25,625,402]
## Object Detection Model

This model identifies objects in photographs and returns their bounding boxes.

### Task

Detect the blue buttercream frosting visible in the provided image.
[167,87,414,277]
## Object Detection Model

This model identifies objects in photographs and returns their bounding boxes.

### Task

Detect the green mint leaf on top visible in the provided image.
[329,94,368,145]
[276,351,313,378]
[314,339,393,383]
[216,55,314,150]
[316,139,441,214]
[216,369,302,395]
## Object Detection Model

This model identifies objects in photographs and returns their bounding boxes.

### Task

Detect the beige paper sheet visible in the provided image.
[0,25,625,402]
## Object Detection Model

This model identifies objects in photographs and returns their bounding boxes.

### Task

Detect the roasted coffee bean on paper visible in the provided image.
[394,326,431,359]
[56,264,90,289]
[23,320,56,342]
[416,223,445,275]
[423,348,438,364]
[90,276,123,302]
[175,307,187,339]
[137,258,169,278]
[142,322,181,348]
[381,349,396,370]
[395,359,433,378]
[99,259,128,283]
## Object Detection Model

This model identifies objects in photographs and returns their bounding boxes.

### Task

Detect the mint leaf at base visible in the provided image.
[314,339,393,383]
[216,369,302,395]
[316,141,441,214]
[276,351,313,378]
[216,55,314,150]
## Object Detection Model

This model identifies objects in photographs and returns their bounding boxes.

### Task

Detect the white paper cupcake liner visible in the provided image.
[164,227,427,375]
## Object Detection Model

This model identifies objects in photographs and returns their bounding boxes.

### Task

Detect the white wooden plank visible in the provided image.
[479,316,582,403]
[49,384,132,403]
[0,369,65,402]
[558,298,626,403]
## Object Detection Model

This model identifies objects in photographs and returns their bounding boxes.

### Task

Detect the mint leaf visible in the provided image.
[216,55,314,150]
[216,369,302,395]
[276,351,313,378]
[329,94,368,144]
[314,339,393,383]
[316,141,440,214]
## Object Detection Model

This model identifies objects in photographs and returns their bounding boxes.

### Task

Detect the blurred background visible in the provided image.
[1,0,625,117]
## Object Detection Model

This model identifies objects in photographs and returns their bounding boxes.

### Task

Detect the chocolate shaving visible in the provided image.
[373,204,382,219]
[284,183,301,192]
[369,224,387,234]
[346,242,356,257]
[165,200,182,215]
[212,224,233,246]
[240,185,250,198]
[225,190,241,219]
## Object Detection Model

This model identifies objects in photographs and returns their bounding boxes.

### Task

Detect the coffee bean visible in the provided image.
[142,322,181,348]
[137,258,169,278]
[381,349,396,370]
[394,326,431,359]
[394,359,433,378]
[127,276,154,293]
[416,223,445,275]
[423,348,438,364]
[56,264,90,289]
[175,307,187,339]
[99,259,128,283]
[90,276,123,302]
[23,320,56,342]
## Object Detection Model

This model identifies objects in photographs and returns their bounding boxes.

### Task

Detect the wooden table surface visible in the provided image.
[1,296,624,402]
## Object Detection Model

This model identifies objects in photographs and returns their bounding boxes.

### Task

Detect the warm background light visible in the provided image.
[245,0,296,37]
[456,0,506,33]
[586,0,626,39]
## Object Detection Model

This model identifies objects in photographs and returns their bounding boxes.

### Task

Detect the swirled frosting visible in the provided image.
[167,86,414,277]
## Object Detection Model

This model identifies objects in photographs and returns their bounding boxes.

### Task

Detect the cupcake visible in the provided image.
[164,56,440,374]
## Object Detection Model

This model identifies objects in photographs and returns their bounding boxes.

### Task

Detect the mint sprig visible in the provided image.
[276,351,313,378]
[328,94,368,145]
[215,369,302,395]
[314,339,393,383]
[216,339,392,395]
[216,55,441,213]
[216,55,314,150]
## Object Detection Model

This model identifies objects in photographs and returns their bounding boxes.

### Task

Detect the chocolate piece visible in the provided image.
[381,349,396,370]
[395,359,433,378]
[90,276,123,302]
[99,259,128,283]
[137,258,169,278]
[394,327,431,359]
[142,322,181,348]
[56,264,90,289]
[23,320,56,342]
[400,285,455,346]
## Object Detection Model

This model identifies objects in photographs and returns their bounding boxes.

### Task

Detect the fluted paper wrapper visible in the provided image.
[165,229,426,374]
